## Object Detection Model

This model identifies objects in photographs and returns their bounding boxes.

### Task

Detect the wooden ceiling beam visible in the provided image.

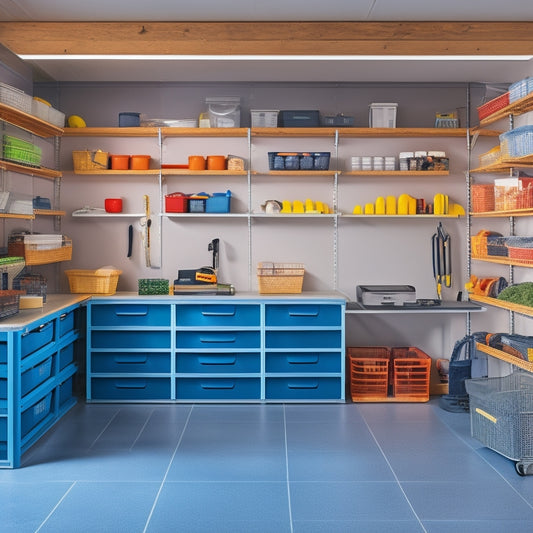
[1,21,533,56]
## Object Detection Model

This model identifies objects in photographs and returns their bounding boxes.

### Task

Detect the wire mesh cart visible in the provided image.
[465,371,533,476]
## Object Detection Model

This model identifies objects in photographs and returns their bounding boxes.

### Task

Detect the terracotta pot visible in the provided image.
[207,155,227,170]
[188,155,206,170]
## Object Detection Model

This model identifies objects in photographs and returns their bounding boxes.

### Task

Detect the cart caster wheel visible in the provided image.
[515,462,533,476]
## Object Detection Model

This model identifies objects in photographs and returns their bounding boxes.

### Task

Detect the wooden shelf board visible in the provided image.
[0,102,63,138]
[479,93,533,127]
[267,170,337,176]
[476,342,533,372]
[341,214,461,218]
[0,213,34,220]
[470,294,533,318]
[0,160,61,179]
[34,209,65,216]
[470,208,533,217]
[472,255,533,268]
[73,169,160,175]
[343,170,449,176]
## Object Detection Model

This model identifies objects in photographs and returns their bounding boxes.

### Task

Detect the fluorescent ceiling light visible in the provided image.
[19,54,533,61]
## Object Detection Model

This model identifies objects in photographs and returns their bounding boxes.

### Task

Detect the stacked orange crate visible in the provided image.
[347,347,391,402]
[391,347,431,402]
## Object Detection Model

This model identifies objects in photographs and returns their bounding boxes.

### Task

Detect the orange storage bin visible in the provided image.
[130,154,151,170]
[110,154,130,170]
[347,347,391,402]
[390,347,431,402]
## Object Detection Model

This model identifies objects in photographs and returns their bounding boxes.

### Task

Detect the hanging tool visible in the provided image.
[432,222,451,299]
[127,224,133,258]
[208,238,219,270]
[142,195,151,267]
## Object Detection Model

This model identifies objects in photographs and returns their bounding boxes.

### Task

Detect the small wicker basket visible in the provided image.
[65,269,121,295]
[471,184,495,213]
[72,150,109,171]
[257,262,304,294]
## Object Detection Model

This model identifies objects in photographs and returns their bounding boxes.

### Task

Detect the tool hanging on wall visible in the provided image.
[432,222,451,299]
[139,195,152,267]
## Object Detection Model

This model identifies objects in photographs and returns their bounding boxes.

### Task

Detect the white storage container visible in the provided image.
[251,110,279,128]
[369,103,398,128]
[206,96,241,128]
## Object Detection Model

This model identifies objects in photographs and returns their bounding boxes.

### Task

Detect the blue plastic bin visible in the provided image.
[205,191,231,213]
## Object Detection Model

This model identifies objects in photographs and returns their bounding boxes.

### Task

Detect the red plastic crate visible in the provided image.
[347,347,391,402]
[477,92,510,121]
[391,347,431,402]
[165,192,189,213]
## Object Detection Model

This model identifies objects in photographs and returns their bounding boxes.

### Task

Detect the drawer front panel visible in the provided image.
[59,310,75,337]
[21,321,54,359]
[266,377,342,400]
[90,378,171,400]
[176,304,260,327]
[91,304,171,327]
[265,330,342,349]
[21,390,53,437]
[59,343,74,371]
[91,352,171,373]
[265,304,341,327]
[59,376,74,407]
[176,378,260,400]
[91,330,171,349]
[176,352,260,374]
[176,331,260,350]
[266,352,341,373]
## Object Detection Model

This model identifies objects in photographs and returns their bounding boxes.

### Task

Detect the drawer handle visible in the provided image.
[199,356,237,365]
[288,311,319,317]
[114,380,147,389]
[199,335,236,344]
[22,322,50,337]
[201,311,236,317]
[201,381,235,390]
[114,355,148,364]
[287,355,319,365]
[59,313,69,320]
[287,381,319,390]
[115,311,149,317]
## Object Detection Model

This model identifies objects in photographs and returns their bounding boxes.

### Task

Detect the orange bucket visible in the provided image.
[130,155,151,170]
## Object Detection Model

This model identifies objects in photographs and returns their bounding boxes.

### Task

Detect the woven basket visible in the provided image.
[471,230,492,258]
[65,269,121,295]
[257,262,304,294]
[471,184,495,213]
[8,238,72,265]
[72,150,109,171]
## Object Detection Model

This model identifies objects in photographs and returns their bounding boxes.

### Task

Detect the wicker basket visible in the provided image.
[471,184,495,213]
[72,150,109,171]
[257,262,304,294]
[471,230,491,258]
[8,238,72,265]
[479,146,501,168]
[65,269,121,295]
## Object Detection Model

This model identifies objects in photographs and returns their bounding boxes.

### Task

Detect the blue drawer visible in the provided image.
[0,417,6,442]
[59,343,74,371]
[265,304,342,327]
[91,330,171,349]
[176,304,260,327]
[266,330,342,349]
[266,352,341,373]
[21,321,54,359]
[59,376,74,407]
[266,377,342,400]
[176,377,260,400]
[59,310,75,337]
[90,378,171,400]
[176,352,260,374]
[91,352,171,373]
[0,356,53,399]
[21,391,53,437]
[176,330,260,350]
[0,342,5,364]
[91,304,171,327]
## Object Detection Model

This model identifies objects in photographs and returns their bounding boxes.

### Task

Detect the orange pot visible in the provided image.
[130,154,151,170]
[207,155,227,170]
[111,155,130,170]
[188,155,206,170]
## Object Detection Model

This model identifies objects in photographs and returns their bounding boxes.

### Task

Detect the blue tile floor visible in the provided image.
[1,400,533,532]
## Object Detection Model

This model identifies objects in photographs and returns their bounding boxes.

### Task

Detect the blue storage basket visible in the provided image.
[205,190,231,213]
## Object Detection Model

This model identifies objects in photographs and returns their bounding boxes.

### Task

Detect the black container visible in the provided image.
[278,110,320,128]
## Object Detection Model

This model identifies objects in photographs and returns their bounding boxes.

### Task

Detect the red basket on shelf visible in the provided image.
[471,184,495,213]
[477,92,510,121]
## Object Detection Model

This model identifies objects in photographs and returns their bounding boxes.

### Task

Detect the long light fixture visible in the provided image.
[19,54,533,61]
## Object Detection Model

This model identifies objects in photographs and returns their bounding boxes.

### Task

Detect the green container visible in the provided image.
[138,278,169,295]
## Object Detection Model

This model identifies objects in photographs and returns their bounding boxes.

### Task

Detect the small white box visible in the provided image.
[251,110,279,128]
[369,103,398,128]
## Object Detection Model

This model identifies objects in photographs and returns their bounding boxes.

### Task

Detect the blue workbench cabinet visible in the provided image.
[0,296,84,468]
[86,293,345,403]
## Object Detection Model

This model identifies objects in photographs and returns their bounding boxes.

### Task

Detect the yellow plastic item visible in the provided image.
[449,203,465,216]
[375,196,385,214]
[305,199,314,212]
[315,201,324,213]
[364,203,375,215]
[398,194,410,215]
[293,200,305,213]
[434,193,449,215]
[323,203,330,214]
[408,196,417,215]
[33,96,51,107]
[67,115,87,128]
[385,196,396,215]
[352,205,362,214]
[281,200,292,213]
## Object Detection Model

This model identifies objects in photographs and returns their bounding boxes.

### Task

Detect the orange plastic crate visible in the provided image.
[391,347,431,402]
[347,347,391,402]
[477,92,510,121]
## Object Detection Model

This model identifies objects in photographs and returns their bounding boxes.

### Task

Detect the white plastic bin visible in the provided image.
[369,103,398,128]
[206,96,241,128]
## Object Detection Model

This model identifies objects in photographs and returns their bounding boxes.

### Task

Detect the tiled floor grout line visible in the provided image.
[34,480,77,533]
[282,405,294,533]
[130,408,156,451]
[88,408,121,449]
[358,406,429,533]
[141,404,195,533]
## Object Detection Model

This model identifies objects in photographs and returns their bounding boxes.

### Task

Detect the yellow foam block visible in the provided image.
[385,196,396,214]
[375,196,385,215]
[293,200,305,213]
[19,295,44,309]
